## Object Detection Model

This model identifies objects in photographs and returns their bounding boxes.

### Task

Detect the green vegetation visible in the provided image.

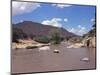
[66,36,72,41]
[33,28,63,44]
[49,29,62,44]
[34,36,50,44]
[26,46,38,49]
[32,28,65,44]
[13,27,63,44]
[13,27,77,45]
[13,28,27,42]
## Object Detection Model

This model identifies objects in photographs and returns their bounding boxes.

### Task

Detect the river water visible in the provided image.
[11,43,96,74]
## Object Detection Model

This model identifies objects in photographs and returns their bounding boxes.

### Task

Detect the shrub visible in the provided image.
[49,29,61,44]
[34,36,50,43]
[13,28,27,42]
[26,46,38,49]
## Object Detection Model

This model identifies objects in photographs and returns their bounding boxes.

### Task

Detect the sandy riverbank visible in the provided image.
[12,39,50,49]
[12,36,96,49]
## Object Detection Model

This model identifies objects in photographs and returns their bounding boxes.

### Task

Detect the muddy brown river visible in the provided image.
[11,43,96,74]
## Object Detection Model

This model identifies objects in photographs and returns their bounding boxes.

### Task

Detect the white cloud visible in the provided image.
[42,18,62,27]
[52,4,72,8]
[64,18,68,22]
[20,20,24,23]
[91,18,95,22]
[68,25,87,36]
[12,1,41,16]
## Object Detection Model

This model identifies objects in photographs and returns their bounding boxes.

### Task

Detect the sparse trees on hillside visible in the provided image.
[49,29,61,44]
[13,28,27,42]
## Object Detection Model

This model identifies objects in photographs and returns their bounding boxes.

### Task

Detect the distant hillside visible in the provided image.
[13,21,77,37]
[82,23,96,38]
[13,21,78,39]
[81,22,96,47]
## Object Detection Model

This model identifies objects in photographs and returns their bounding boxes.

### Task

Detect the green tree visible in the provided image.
[13,28,26,42]
[49,28,61,44]
[34,35,50,43]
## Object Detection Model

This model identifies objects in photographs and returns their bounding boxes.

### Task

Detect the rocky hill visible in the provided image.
[13,21,78,40]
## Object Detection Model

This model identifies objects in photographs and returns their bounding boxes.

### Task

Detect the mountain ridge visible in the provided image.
[13,21,79,39]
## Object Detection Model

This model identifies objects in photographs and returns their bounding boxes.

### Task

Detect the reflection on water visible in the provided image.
[11,44,96,74]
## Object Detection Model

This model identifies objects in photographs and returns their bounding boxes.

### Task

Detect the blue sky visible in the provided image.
[12,1,96,36]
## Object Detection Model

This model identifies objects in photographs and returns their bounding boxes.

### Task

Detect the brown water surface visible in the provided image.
[11,43,96,74]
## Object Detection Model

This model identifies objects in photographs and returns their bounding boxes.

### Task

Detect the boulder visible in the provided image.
[53,49,60,53]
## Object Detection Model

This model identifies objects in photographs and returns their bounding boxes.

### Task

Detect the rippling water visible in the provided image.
[11,43,96,74]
